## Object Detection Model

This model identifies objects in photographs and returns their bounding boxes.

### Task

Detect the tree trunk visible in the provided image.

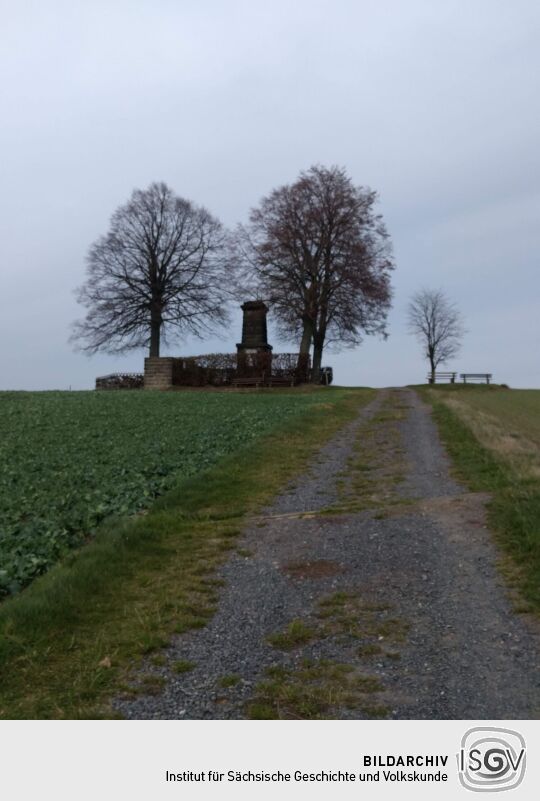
[311,336,324,384]
[297,319,313,380]
[299,320,312,356]
[429,354,435,384]
[149,315,161,357]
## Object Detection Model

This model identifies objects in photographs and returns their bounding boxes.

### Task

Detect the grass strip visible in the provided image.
[421,391,540,613]
[0,388,374,719]
[246,660,386,720]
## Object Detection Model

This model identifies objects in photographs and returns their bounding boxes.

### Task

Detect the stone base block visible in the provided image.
[144,357,174,389]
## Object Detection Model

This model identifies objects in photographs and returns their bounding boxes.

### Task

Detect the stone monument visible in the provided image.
[236,300,273,377]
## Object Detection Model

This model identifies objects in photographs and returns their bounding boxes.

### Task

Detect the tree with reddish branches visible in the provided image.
[236,165,394,382]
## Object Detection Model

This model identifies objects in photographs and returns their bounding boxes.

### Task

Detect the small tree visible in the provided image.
[407,288,464,382]
[72,182,229,357]
[235,165,394,382]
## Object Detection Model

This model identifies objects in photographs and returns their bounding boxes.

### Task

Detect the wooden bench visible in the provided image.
[427,372,456,384]
[460,373,492,384]
[231,376,265,388]
[267,376,296,387]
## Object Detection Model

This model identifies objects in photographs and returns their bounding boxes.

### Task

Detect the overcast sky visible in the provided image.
[1,0,538,389]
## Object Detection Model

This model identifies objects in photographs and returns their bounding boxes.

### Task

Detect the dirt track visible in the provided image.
[116,388,540,719]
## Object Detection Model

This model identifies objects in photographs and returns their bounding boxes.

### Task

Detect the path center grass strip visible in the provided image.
[0,388,374,719]
[420,387,540,614]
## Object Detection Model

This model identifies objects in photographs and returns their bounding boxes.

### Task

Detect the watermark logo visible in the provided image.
[458,727,526,792]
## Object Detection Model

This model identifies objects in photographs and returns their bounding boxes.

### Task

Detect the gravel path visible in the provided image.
[115,388,540,719]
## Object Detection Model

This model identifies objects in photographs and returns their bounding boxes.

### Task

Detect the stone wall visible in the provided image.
[96,372,143,390]
[143,353,310,388]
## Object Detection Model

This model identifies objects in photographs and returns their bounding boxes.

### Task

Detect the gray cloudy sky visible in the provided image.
[1,0,539,389]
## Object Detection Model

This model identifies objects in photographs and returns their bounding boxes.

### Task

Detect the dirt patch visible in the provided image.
[418,491,491,520]
[281,559,345,579]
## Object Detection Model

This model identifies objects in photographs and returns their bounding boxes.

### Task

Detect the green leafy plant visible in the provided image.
[0,390,329,596]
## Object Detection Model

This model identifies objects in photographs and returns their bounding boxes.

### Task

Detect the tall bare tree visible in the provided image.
[236,165,394,381]
[72,182,229,357]
[407,288,465,382]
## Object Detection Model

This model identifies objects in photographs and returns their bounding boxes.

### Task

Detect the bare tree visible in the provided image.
[235,165,394,382]
[407,288,465,382]
[72,182,229,357]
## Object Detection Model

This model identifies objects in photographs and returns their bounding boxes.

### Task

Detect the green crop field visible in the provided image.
[0,389,327,597]
[0,387,370,718]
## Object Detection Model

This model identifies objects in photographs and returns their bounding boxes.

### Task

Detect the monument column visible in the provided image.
[236,301,273,377]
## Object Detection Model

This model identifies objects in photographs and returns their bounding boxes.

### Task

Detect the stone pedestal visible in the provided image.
[236,301,273,377]
[144,357,174,389]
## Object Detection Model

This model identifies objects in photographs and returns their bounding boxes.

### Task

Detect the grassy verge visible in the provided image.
[419,388,540,613]
[0,388,374,719]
